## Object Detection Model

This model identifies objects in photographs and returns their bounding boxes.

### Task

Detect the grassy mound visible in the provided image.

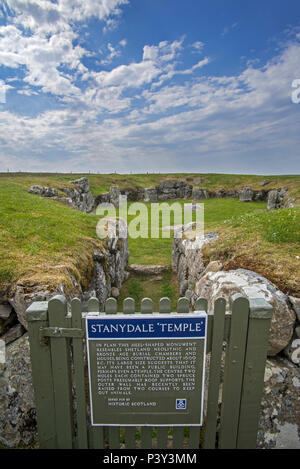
[203,206,300,296]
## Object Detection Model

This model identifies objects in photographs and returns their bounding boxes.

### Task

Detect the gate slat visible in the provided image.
[109,427,121,449]
[188,427,200,449]
[48,295,74,449]
[203,297,226,449]
[25,302,56,448]
[71,298,88,449]
[157,427,169,449]
[218,294,249,449]
[125,427,137,449]
[141,427,153,449]
[172,427,185,449]
[88,426,105,449]
[237,299,273,449]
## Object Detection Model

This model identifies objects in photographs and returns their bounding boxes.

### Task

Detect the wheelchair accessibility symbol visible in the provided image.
[176,399,187,410]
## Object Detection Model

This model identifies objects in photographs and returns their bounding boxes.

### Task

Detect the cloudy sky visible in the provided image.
[0,0,300,174]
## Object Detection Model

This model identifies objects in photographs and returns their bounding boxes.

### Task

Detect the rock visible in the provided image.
[144,187,158,203]
[194,269,296,356]
[1,324,25,345]
[289,296,300,323]
[28,185,44,196]
[59,177,94,213]
[267,188,293,210]
[0,334,37,448]
[267,190,280,210]
[172,230,219,299]
[257,356,300,448]
[71,177,90,193]
[192,187,208,200]
[42,187,58,198]
[283,336,300,365]
[28,186,58,198]
[128,264,168,275]
[109,186,121,207]
[261,180,271,186]
[203,260,223,275]
[111,287,120,298]
[0,308,18,335]
[239,186,254,202]
[0,303,12,320]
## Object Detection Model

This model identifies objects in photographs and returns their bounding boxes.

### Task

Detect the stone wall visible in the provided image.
[0,221,129,447]
[171,223,300,447]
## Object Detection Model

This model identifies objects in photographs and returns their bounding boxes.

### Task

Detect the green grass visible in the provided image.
[0,179,102,294]
[0,172,299,301]
[118,271,179,311]
[123,198,267,265]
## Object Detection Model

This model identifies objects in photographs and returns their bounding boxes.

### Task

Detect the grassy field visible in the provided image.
[1,171,300,200]
[0,172,299,305]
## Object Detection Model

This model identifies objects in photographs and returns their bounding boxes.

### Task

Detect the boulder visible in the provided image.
[0,334,37,448]
[28,186,58,198]
[61,178,94,212]
[172,230,219,297]
[239,186,254,202]
[192,187,208,200]
[267,190,280,210]
[194,269,296,356]
[267,188,293,210]
[109,186,121,207]
[144,187,158,203]
[71,177,90,193]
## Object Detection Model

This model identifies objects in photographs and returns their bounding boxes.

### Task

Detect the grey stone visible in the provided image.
[257,356,300,448]
[0,303,12,320]
[289,296,300,323]
[192,187,208,200]
[1,324,25,345]
[71,177,90,193]
[195,269,296,355]
[0,334,37,448]
[28,186,58,198]
[267,189,280,210]
[109,186,121,207]
[128,264,168,275]
[283,335,300,365]
[239,186,254,202]
[144,187,158,203]
[111,287,120,298]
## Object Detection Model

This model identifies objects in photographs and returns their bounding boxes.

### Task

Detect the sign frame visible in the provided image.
[86,312,207,427]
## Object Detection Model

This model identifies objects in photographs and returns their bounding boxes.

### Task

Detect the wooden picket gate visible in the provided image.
[25,294,273,449]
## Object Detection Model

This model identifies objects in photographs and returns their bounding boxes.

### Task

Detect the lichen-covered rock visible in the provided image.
[60,177,94,212]
[144,187,158,203]
[239,186,254,202]
[109,186,121,207]
[257,356,300,448]
[195,269,296,355]
[28,186,58,198]
[192,187,208,200]
[0,334,37,448]
[172,230,219,297]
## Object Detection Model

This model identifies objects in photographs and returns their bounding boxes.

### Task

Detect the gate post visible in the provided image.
[237,298,273,448]
[26,301,56,448]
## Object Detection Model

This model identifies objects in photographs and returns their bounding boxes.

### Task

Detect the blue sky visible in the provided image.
[0,0,300,174]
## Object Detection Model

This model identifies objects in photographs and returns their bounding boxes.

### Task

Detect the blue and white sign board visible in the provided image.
[86,312,207,426]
